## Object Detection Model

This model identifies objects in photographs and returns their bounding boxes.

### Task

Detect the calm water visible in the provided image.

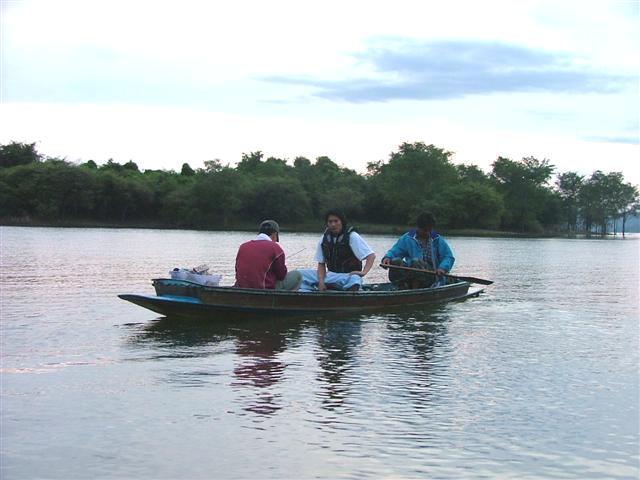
[1,226,638,479]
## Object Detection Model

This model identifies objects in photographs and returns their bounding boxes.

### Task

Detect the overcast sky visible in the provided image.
[1,0,639,184]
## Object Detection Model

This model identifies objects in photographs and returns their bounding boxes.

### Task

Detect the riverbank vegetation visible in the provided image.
[1,141,638,236]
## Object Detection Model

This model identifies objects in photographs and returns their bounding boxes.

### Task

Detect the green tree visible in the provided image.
[620,198,640,237]
[94,171,153,221]
[101,159,124,173]
[160,184,198,227]
[123,160,140,172]
[556,172,584,233]
[317,184,366,220]
[314,159,366,219]
[609,177,639,236]
[579,171,607,235]
[143,169,190,224]
[293,156,311,169]
[0,160,97,220]
[491,156,555,232]
[578,171,638,236]
[0,176,13,216]
[441,182,504,229]
[7,140,633,238]
[190,167,247,227]
[241,176,311,223]
[293,155,365,219]
[236,151,264,173]
[456,164,491,184]
[38,160,97,219]
[0,142,42,168]
[366,142,458,224]
[180,162,195,176]
[203,159,224,173]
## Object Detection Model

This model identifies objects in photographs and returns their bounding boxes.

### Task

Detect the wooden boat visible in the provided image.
[119,278,484,318]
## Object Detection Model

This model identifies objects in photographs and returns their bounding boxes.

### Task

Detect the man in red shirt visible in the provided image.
[234,220,302,290]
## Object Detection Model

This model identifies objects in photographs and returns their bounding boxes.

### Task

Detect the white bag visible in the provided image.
[170,268,222,286]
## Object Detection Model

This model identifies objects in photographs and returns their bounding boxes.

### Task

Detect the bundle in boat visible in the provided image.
[169,265,222,286]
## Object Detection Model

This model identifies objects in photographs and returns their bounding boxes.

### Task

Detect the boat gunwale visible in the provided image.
[152,278,471,298]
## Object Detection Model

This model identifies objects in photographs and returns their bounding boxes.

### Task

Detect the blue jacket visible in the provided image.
[383,230,455,272]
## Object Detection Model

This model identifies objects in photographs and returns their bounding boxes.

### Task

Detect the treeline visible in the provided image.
[1,141,638,235]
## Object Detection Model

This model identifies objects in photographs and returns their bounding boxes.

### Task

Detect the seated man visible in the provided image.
[299,209,376,292]
[381,212,454,289]
[234,220,302,290]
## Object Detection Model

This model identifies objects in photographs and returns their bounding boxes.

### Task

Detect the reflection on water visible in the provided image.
[231,323,288,415]
[315,318,363,410]
[2,228,638,480]
[130,308,452,418]
[132,316,310,415]
[382,310,450,407]
[134,317,235,351]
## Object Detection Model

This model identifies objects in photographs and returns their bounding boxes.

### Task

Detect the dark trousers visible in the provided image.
[388,258,438,289]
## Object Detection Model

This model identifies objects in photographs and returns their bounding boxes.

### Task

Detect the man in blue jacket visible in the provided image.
[381,212,454,288]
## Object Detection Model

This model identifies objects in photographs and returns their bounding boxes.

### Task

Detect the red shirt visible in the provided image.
[234,237,288,289]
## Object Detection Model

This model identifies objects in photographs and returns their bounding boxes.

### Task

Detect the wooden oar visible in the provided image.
[288,248,306,259]
[380,263,493,285]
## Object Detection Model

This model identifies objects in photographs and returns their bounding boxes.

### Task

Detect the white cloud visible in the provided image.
[1,0,638,184]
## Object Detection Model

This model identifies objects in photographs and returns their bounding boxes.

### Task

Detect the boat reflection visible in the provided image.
[128,306,450,417]
[130,315,309,415]
[314,318,363,410]
[380,309,451,409]
[229,319,301,416]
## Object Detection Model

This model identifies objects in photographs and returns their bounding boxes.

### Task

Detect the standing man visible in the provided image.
[234,220,302,290]
[299,209,376,292]
[381,212,454,288]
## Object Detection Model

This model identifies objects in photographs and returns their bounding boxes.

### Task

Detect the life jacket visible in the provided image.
[321,226,362,273]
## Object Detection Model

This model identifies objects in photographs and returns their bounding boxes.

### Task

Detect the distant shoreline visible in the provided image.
[2,218,635,239]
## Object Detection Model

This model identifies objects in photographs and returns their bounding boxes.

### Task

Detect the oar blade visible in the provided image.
[456,276,493,285]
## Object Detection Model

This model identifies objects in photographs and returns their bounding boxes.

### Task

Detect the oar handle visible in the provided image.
[380,263,440,275]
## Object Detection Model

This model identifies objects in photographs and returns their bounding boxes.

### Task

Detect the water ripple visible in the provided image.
[1,228,638,479]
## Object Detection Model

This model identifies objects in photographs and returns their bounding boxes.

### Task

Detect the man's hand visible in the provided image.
[348,271,365,277]
[381,257,391,266]
[318,280,327,291]
[436,268,446,276]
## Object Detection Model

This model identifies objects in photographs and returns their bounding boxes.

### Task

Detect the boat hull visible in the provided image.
[119,279,484,318]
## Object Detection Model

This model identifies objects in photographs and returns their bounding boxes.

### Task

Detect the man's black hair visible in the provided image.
[259,225,276,236]
[416,212,436,229]
[258,219,280,237]
[324,209,347,226]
